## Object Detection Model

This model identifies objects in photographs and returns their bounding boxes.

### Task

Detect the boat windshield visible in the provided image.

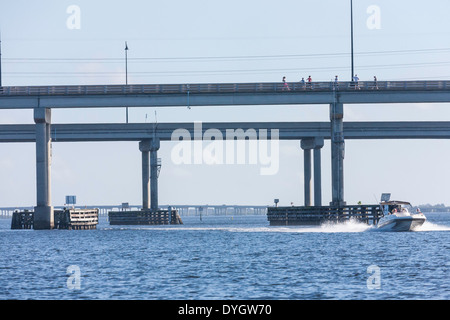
[380,201,414,215]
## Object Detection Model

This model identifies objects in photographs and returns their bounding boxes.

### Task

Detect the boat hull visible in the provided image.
[377,214,426,232]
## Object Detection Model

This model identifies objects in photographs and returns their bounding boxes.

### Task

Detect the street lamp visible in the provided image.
[350,0,355,81]
[125,41,129,123]
[0,32,3,87]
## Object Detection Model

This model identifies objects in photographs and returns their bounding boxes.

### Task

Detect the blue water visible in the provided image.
[0,213,449,300]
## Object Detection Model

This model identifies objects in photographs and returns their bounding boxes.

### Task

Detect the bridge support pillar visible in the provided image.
[139,140,151,210]
[301,138,324,207]
[330,102,346,207]
[33,108,54,230]
[313,138,324,206]
[150,138,160,212]
[301,141,312,206]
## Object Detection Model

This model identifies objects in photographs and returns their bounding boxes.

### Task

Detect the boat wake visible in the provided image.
[412,221,450,232]
[318,220,374,233]
[103,219,450,233]
[244,220,375,233]
[273,219,450,233]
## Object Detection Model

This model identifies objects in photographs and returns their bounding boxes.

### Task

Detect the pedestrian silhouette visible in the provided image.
[282,76,290,91]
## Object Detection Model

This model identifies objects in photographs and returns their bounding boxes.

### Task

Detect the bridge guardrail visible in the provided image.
[0,81,448,96]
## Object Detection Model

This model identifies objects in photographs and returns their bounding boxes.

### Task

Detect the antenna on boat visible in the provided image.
[373,194,379,204]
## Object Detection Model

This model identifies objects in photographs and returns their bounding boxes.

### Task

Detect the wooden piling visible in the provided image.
[11,208,98,230]
[108,209,183,225]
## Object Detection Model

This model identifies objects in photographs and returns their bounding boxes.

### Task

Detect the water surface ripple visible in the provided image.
[0,213,449,300]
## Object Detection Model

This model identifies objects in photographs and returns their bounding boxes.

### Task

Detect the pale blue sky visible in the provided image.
[0,0,449,207]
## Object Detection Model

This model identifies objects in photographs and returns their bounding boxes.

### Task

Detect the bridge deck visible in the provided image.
[1,81,450,109]
[1,122,450,142]
[0,81,449,96]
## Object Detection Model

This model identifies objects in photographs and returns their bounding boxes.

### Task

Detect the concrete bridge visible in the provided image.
[1,80,450,229]
[1,81,449,108]
[1,121,450,142]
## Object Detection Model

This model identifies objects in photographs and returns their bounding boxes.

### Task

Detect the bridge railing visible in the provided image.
[0,81,448,96]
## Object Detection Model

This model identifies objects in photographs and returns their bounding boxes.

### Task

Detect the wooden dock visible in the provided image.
[108,209,183,226]
[11,208,99,230]
[55,209,99,230]
[267,205,383,226]
[11,210,33,229]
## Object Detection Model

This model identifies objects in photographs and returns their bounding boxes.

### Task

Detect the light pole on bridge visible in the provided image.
[350,0,355,81]
[125,41,129,123]
[0,31,3,87]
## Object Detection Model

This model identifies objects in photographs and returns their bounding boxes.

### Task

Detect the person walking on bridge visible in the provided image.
[282,76,290,91]
[300,77,306,90]
[307,75,313,90]
[353,74,360,90]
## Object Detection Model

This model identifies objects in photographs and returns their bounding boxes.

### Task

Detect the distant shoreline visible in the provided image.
[414,205,450,213]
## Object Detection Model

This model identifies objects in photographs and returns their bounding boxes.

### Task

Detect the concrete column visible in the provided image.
[330,103,346,207]
[313,138,324,206]
[301,140,313,207]
[34,108,54,230]
[139,140,151,210]
[150,138,160,212]
[301,138,324,207]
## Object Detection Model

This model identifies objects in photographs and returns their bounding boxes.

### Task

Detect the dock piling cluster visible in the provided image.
[267,205,383,226]
[11,208,99,230]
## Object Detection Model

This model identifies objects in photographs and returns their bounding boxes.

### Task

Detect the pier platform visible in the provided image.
[267,205,383,226]
[11,208,99,230]
[11,210,33,229]
[108,209,183,226]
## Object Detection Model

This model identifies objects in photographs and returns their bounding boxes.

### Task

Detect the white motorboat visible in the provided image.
[377,199,426,232]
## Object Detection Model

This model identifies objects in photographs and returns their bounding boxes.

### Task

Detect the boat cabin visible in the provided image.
[380,200,412,216]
